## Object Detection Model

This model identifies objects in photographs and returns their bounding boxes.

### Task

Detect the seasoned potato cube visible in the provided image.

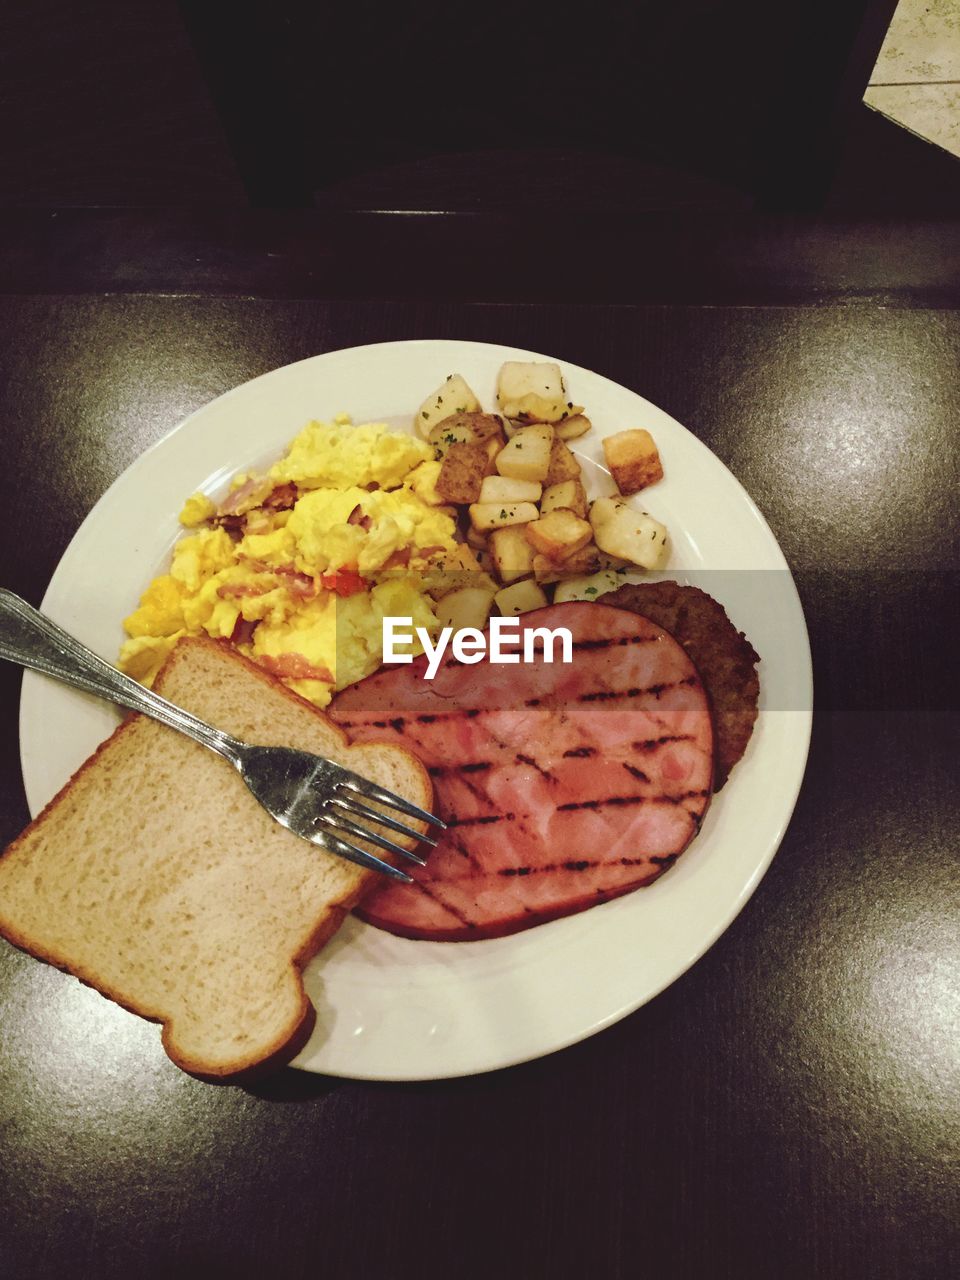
[429,419,477,459]
[540,478,588,518]
[545,437,582,486]
[555,414,592,441]
[416,374,481,438]
[463,413,506,444]
[497,361,581,424]
[466,523,488,550]
[435,585,496,632]
[535,543,608,582]
[602,429,663,495]
[448,542,487,573]
[436,411,505,445]
[531,554,558,584]
[495,579,548,616]
[474,546,496,577]
[532,543,624,582]
[531,555,568,584]
[436,442,487,504]
[482,435,503,474]
[427,542,482,576]
[553,569,623,604]
[479,475,543,505]
[469,501,540,532]
[429,411,504,455]
[489,524,537,584]
[524,510,593,562]
[424,543,496,599]
[495,424,553,483]
[588,496,668,569]
[563,543,607,574]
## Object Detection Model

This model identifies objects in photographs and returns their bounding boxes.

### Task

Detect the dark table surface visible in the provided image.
[0,211,957,1280]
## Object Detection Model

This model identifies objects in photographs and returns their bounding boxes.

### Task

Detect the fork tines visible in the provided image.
[331,792,440,848]
[311,768,446,883]
[336,770,446,829]
[322,804,427,867]
[312,824,414,884]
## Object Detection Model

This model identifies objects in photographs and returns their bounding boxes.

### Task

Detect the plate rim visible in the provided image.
[18,337,813,1080]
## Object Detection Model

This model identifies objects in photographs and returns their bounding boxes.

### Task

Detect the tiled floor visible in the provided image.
[865,0,960,158]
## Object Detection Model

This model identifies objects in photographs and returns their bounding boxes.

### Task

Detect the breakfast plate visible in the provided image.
[18,339,812,1080]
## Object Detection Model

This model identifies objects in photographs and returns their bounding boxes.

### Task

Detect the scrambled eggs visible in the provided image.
[119,417,474,707]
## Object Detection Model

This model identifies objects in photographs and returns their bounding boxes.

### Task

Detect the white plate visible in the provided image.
[19,339,812,1081]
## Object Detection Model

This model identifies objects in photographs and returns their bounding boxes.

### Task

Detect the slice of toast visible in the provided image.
[0,636,432,1079]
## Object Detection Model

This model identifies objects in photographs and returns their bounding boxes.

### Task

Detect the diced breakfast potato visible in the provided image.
[602,429,664,495]
[589,496,668,569]
[479,475,542,505]
[416,374,481,438]
[540,478,587,518]
[446,412,507,444]
[528,555,558,584]
[489,524,536,584]
[564,544,606,574]
[425,544,496,600]
[495,579,549,616]
[497,362,580,424]
[466,524,488,551]
[553,569,623,604]
[534,551,626,583]
[435,586,497,632]
[469,501,540,532]
[436,442,487,504]
[495,424,554,483]
[429,418,477,459]
[524,510,593,562]
[532,555,561,584]
[532,543,607,582]
[545,437,582,486]
[482,436,503,474]
[555,414,592,441]
[445,542,487,573]
[429,411,505,457]
[474,546,496,578]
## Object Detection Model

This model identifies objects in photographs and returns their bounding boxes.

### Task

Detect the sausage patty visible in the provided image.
[605,581,760,789]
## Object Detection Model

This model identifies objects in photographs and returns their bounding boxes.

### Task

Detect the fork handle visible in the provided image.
[0,589,240,761]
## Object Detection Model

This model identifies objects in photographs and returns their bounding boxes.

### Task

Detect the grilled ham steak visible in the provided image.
[330,602,715,941]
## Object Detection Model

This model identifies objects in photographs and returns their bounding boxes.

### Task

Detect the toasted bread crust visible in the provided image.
[0,705,322,1079]
[0,636,433,1079]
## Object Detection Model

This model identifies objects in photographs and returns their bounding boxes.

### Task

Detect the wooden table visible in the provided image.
[0,211,957,1280]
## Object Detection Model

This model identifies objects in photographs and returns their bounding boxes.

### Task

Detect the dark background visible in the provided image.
[1,3,959,1279]
[4,0,960,213]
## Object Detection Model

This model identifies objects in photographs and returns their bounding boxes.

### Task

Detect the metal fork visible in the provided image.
[0,589,444,884]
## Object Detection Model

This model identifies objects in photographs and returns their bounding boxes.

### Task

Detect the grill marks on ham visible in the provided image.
[330,602,714,941]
